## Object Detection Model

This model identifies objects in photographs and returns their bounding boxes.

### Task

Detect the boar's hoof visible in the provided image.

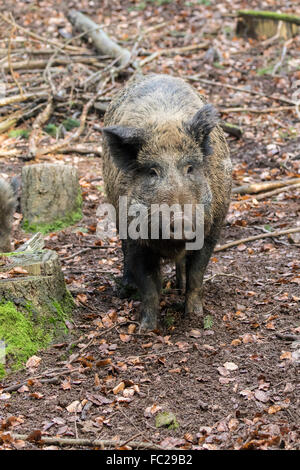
[185,294,204,316]
[139,312,158,331]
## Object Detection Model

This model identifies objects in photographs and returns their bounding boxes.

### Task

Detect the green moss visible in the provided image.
[155,412,179,430]
[8,129,30,139]
[203,314,214,330]
[0,292,74,378]
[0,302,51,378]
[256,66,274,76]
[62,118,80,131]
[44,123,59,137]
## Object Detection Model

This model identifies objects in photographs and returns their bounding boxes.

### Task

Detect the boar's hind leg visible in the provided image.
[185,236,218,316]
[127,243,161,330]
[176,256,186,292]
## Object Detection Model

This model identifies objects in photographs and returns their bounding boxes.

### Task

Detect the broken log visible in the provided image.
[67,10,131,67]
[232,178,300,194]
[237,10,300,40]
[220,121,243,139]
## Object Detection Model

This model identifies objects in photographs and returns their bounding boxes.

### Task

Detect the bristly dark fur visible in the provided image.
[0,178,16,252]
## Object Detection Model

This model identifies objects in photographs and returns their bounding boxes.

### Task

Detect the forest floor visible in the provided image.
[0,0,299,450]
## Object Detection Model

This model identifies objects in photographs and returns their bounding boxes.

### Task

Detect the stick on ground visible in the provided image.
[215,227,300,252]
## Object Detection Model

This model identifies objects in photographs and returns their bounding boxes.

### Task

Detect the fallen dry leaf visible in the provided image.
[113,381,125,395]
[224,361,239,371]
[25,355,41,369]
[268,404,282,414]
[66,400,82,413]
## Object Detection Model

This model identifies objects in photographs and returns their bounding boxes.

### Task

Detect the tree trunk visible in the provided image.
[237,10,299,39]
[21,164,82,233]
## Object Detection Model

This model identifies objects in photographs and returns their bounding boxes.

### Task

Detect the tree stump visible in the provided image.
[21,163,82,233]
[236,10,299,40]
[0,236,74,376]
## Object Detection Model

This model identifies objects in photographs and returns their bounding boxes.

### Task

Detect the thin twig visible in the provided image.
[1,367,82,393]
[7,19,24,96]
[0,13,85,52]
[28,97,54,159]
[37,78,109,156]
[204,273,245,283]
[8,433,164,449]
[221,105,294,113]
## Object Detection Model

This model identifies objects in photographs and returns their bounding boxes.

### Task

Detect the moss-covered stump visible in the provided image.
[236,10,299,40]
[0,249,74,377]
[21,163,82,233]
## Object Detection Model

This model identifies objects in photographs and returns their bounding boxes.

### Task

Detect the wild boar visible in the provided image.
[102,74,232,329]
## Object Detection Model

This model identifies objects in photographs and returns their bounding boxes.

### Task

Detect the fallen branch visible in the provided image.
[8,433,163,450]
[245,182,300,201]
[67,10,131,67]
[214,227,300,252]
[36,79,109,157]
[0,92,49,107]
[0,103,45,141]
[0,149,22,158]
[221,105,295,113]
[231,183,300,206]
[1,57,103,71]
[0,118,17,133]
[7,22,24,96]
[1,366,83,393]
[220,121,243,138]
[59,144,102,156]
[232,178,300,194]
[275,332,300,341]
[28,98,54,159]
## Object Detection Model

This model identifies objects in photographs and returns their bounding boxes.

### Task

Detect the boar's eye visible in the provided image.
[149,167,159,177]
[186,165,193,175]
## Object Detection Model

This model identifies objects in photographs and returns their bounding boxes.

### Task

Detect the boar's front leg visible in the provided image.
[185,235,218,316]
[119,240,137,298]
[126,242,161,330]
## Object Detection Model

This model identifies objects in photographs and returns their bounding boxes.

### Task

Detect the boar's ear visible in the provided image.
[185,104,218,155]
[102,126,146,171]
